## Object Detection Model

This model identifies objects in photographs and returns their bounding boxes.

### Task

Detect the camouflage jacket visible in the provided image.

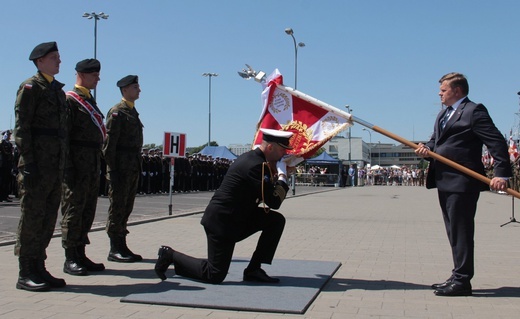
[65,87,104,173]
[102,100,143,172]
[13,71,68,170]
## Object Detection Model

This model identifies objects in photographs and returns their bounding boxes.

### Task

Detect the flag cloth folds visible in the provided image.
[253,69,351,165]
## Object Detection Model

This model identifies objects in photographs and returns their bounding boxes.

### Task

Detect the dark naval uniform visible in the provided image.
[14,41,68,291]
[103,76,143,262]
[60,59,106,275]
[158,146,289,284]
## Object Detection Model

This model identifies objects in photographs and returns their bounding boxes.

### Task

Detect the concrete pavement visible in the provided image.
[1,185,520,318]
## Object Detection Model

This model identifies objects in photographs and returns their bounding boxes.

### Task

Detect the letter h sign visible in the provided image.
[163,132,186,157]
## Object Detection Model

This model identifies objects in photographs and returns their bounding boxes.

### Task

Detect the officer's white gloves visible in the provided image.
[276,160,287,183]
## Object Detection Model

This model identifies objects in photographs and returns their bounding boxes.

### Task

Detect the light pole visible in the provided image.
[345,105,353,164]
[284,28,305,89]
[362,128,372,167]
[202,73,218,147]
[82,11,108,100]
[378,141,381,166]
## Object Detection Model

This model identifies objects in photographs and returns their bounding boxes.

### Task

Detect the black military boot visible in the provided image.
[63,247,87,276]
[121,236,142,261]
[107,236,136,263]
[154,246,174,280]
[16,257,49,291]
[35,259,66,288]
[77,245,105,271]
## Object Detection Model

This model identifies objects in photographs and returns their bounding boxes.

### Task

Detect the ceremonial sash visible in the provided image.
[66,91,107,141]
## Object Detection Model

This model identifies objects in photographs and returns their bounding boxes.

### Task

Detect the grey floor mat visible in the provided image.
[121,258,341,314]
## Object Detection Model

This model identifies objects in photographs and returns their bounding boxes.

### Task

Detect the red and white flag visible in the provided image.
[253,69,351,165]
[509,136,519,163]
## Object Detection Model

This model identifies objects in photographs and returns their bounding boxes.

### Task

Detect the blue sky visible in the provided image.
[2,0,520,148]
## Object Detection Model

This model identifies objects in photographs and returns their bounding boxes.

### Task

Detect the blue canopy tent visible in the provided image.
[199,146,237,160]
[303,151,342,186]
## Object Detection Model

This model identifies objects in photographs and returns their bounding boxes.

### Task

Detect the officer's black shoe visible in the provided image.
[16,258,49,292]
[35,260,66,288]
[243,268,280,283]
[155,245,174,280]
[77,246,105,271]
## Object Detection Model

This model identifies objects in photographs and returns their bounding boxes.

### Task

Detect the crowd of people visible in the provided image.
[364,167,426,186]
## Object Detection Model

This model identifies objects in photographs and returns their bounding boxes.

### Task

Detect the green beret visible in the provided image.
[75,59,101,73]
[29,42,58,61]
[117,75,138,88]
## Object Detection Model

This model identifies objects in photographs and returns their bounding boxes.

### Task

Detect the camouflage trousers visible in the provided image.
[61,167,100,248]
[106,170,139,237]
[15,168,63,259]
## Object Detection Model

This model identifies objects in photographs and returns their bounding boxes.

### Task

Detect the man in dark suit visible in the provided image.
[416,72,511,296]
[154,128,293,284]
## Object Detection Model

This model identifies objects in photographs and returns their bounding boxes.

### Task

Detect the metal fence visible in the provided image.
[293,173,340,187]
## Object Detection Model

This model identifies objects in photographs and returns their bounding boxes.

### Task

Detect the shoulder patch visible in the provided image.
[24,83,33,90]
[112,112,118,117]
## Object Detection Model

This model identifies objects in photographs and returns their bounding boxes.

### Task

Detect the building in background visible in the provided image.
[324,136,427,168]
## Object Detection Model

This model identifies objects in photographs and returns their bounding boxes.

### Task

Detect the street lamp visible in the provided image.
[82,11,108,99]
[345,105,353,163]
[284,28,305,89]
[362,128,372,167]
[202,73,218,147]
[378,141,381,166]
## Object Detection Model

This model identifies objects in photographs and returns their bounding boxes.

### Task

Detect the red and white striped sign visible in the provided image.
[163,132,186,157]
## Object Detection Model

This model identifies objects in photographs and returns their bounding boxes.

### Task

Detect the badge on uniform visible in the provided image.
[24,83,33,90]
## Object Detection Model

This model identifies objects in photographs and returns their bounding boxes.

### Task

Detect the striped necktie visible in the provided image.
[440,106,453,131]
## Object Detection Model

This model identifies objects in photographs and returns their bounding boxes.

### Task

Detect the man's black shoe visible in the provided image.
[155,246,174,280]
[63,259,87,276]
[243,268,279,283]
[434,283,472,297]
[64,248,87,276]
[107,250,139,263]
[431,279,452,290]
[77,246,105,271]
[35,260,66,288]
[16,275,50,292]
[82,256,105,271]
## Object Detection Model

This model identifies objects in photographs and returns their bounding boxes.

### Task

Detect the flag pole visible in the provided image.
[275,84,520,200]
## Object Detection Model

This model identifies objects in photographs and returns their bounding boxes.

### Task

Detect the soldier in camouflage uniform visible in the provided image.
[60,59,106,276]
[103,75,144,263]
[14,42,68,291]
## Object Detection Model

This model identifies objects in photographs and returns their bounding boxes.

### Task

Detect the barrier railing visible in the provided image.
[292,173,340,187]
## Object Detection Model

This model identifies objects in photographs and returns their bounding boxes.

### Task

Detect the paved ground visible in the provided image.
[1,185,520,318]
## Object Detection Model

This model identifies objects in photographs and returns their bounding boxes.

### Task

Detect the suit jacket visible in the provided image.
[425,98,511,192]
[201,147,289,240]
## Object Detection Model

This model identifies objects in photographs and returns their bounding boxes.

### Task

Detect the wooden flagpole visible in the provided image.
[276,84,520,200]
